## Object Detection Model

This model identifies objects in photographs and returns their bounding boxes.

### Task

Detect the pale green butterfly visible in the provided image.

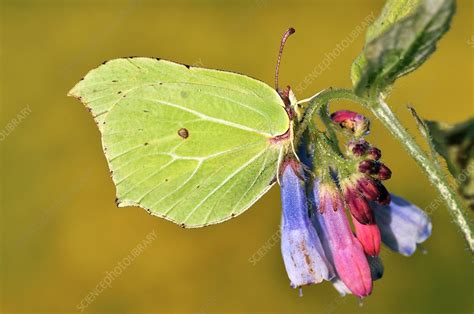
[69,29,299,228]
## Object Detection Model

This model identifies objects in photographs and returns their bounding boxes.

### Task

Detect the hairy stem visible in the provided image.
[297,88,365,139]
[369,97,474,252]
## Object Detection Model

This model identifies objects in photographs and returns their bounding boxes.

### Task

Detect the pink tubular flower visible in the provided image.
[352,217,381,256]
[313,183,373,297]
[306,181,431,298]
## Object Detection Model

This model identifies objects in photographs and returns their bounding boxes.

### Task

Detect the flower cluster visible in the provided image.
[279,109,432,297]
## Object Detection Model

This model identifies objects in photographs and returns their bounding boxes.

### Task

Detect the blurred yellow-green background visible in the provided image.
[1,0,473,313]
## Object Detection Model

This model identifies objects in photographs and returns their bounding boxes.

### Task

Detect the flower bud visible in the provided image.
[348,140,369,157]
[280,160,331,288]
[358,159,380,174]
[331,110,370,137]
[355,176,380,201]
[377,164,392,180]
[342,180,374,224]
[355,175,391,206]
[352,218,381,256]
[367,147,381,160]
[359,160,392,181]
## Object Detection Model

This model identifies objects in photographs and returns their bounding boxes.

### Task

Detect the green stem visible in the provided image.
[297,88,365,139]
[369,97,474,252]
[319,103,342,155]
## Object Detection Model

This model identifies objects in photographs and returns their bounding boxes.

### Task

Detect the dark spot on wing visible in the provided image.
[178,128,189,139]
[117,91,122,94]
[144,142,149,146]
[180,91,188,98]
[112,80,118,83]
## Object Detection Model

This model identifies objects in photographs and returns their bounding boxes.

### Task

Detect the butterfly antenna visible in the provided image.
[275,27,296,92]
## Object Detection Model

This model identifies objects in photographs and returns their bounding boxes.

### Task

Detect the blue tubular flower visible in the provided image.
[280,159,333,288]
[373,194,432,256]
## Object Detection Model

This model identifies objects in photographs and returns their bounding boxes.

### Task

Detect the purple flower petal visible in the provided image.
[373,194,432,256]
[280,162,332,288]
[312,184,373,297]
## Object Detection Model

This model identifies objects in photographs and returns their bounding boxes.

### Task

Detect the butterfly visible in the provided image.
[69,28,298,228]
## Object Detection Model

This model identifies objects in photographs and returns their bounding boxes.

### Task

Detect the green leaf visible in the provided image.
[407,105,440,162]
[351,0,455,97]
[69,57,290,227]
[365,0,421,43]
[351,0,420,87]
[425,118,474,210]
